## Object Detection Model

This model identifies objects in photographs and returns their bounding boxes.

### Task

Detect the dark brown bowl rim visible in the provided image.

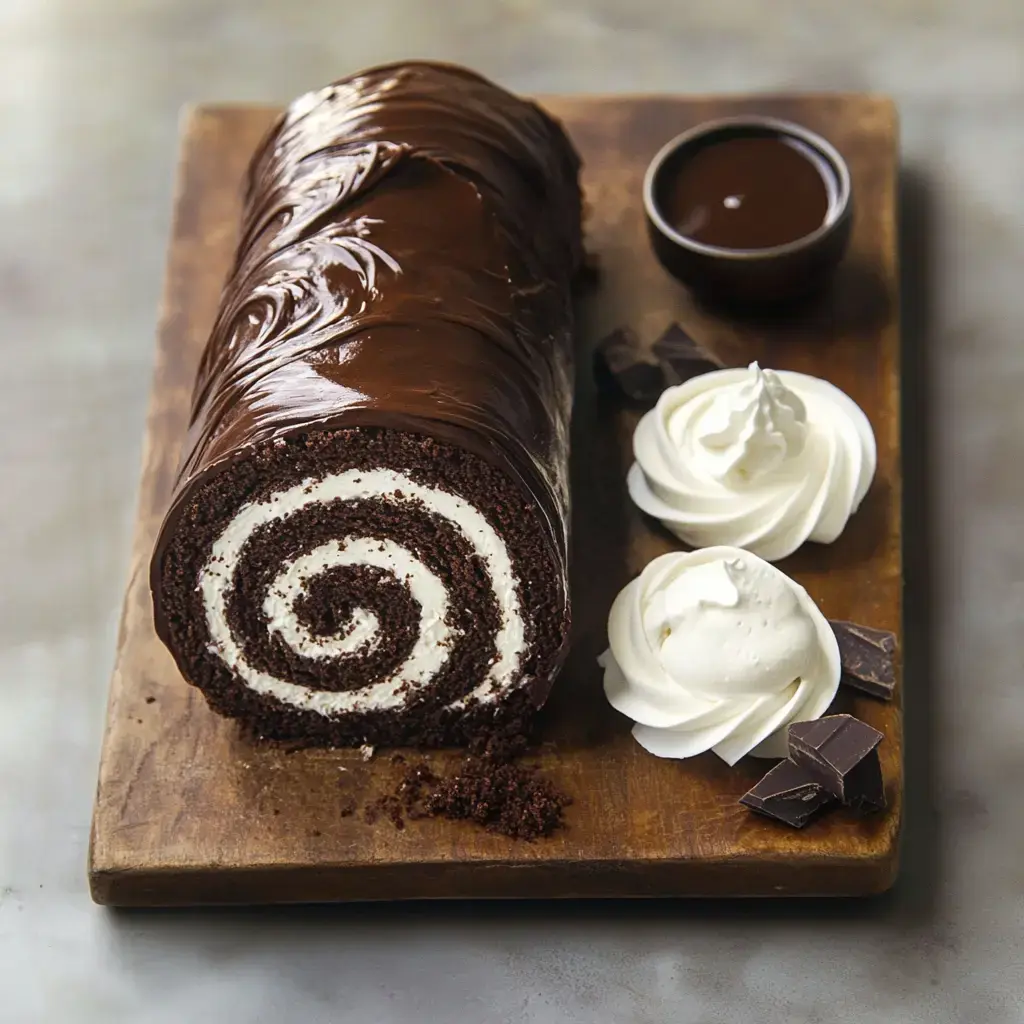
[642,115,853,261]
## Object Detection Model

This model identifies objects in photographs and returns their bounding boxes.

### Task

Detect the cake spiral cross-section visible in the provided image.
[150,62,583,747]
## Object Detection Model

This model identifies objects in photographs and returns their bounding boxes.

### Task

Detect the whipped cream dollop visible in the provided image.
[627,362,876,561]
[599,547,840,765]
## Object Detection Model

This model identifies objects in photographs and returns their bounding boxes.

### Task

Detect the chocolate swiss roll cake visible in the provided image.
[151,62,582,747]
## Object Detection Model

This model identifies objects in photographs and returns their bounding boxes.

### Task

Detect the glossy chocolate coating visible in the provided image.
[151,62,583,635]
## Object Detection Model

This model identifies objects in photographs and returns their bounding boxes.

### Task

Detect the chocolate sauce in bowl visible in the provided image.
[661,134,838,250]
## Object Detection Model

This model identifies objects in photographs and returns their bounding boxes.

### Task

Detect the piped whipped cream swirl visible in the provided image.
[627,362,876,561]
[600,547,840,765]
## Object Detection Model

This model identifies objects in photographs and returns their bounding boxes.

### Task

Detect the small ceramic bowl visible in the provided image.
[642,116,853,307]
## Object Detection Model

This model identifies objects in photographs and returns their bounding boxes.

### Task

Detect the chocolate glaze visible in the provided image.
[151,62,583,650]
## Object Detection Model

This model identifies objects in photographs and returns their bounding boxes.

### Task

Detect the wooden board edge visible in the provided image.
[90,842,899,906]
[88,104,211,896]
[885,103,904,892]
[91,796,901,906]
[90,820,900,906]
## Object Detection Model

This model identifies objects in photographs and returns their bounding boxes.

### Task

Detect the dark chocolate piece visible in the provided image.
[830,620,897,700]
[593,327,667,404]
[651,322,724,384]
[788,715,885,811]
[593,322,723,404]
[739,758,835,828]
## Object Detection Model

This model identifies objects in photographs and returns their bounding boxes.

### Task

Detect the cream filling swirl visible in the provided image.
[199,468,525,716]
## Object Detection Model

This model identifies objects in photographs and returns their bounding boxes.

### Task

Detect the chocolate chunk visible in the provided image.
[830,620,897,700]
[651,323,724,384]
[740,758,835,828]
[788,715,885,811]
[593,327,667,404]
[593,323,723,404]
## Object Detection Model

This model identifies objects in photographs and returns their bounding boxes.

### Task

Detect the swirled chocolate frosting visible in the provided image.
[152,62,582,657]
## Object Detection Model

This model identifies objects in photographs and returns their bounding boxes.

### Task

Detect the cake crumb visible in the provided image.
[144,696,156,705]
[425,757,570,840]
[364,793,405,829]
[360,750,569,840]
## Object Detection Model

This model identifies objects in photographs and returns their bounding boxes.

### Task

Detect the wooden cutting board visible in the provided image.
[89,94,901,905]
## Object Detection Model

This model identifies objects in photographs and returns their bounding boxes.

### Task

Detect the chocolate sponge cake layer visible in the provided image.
[150,63,582,746]
[157,428,567,746]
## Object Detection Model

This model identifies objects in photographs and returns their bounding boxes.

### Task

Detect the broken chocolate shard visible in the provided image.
[830,620,897,700]
[651,322,724,385]
[594,322,724,404]
[739,758,835,828]
[593,327,667,404]
[788,715,886,811]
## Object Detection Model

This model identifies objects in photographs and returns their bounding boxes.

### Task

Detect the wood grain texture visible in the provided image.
[89,95,902,906]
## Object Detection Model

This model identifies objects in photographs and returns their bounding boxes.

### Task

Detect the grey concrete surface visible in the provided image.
[1,0,1022,1021]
